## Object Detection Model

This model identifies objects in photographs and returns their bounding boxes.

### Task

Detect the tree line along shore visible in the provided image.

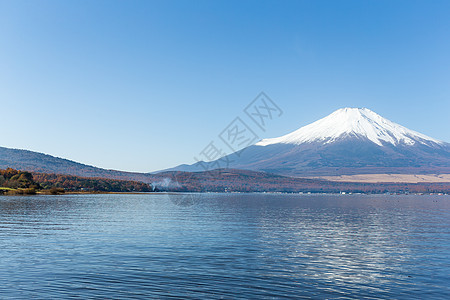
[0,168,154,195]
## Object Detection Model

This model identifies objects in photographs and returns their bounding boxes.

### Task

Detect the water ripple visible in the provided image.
[1,194,449,299]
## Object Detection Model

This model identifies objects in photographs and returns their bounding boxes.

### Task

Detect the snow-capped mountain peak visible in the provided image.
[166,107,450,177]
[256,107,442,147]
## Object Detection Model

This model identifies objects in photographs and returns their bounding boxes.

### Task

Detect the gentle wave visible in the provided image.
[1,194,449,299]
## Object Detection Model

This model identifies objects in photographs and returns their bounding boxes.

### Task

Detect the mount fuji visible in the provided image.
[165,108,450,177]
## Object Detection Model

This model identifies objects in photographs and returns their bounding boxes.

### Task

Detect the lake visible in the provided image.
[1,193,449,299]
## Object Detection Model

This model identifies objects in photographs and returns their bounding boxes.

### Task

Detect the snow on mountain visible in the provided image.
[257,107,442,147]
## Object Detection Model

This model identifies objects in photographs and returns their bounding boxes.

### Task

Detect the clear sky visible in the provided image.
[1,0,449,172]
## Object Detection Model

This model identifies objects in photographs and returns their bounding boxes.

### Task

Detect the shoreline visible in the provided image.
[1,190,448,196]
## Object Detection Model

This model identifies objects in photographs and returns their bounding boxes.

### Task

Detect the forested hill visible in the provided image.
[0,146,153,182]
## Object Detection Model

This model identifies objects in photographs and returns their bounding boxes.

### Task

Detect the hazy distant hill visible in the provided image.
[0,146,154,183]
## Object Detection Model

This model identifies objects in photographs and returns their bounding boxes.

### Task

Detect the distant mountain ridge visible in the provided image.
[165,108,450,176]
[0,146,154,183]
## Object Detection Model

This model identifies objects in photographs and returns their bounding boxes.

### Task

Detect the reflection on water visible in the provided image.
[0,194,449,298]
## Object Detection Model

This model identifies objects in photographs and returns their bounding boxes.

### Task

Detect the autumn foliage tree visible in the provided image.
[0,168,40,189]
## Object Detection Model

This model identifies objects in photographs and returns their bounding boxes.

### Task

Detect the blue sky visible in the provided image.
[1,0,449,172]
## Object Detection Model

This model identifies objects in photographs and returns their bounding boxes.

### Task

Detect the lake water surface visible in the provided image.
[1,193,449,299]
